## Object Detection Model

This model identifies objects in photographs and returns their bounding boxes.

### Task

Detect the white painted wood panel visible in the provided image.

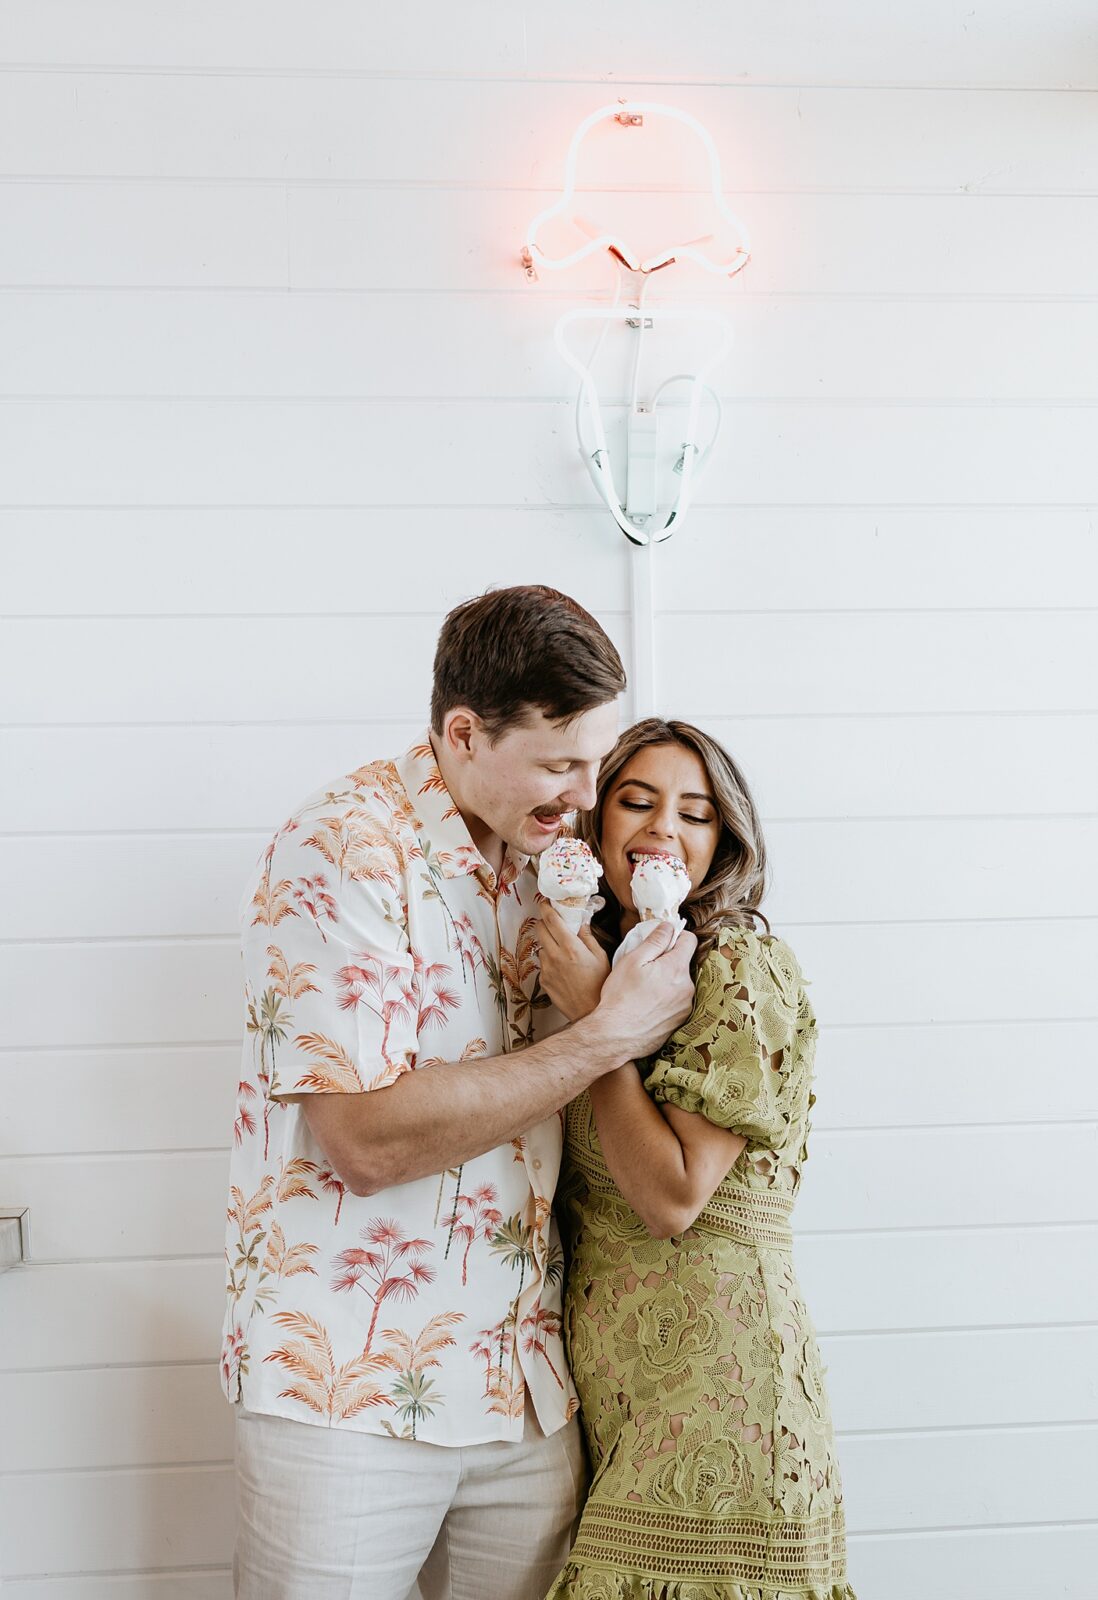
[0,1152,228,1261]
[0,1464,236,1577]
[6,512,1095,613]
[4,186,1097,297]
[2,1046,238,1155]
[1,1578,232,1600]
[5,79,1097,192]
[9,292,1098,404]
[3,818,1093,942]
[5,715,1093,832]
[840,1423,1098,1530]
[3,612,1093,724]
[822,1325,1098,1431]
[814,1019,1098,1129]
[0,1260,224,1369]
[3,1126,1093,1264]
[0,183,287,287]
[846,1527,1098,1600]
[1,1,1092,88]
[4,919,1094,1049]
[5,397,1096,507]
[0,1365,232,1472]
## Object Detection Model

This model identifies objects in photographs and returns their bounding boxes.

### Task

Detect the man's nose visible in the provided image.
[564,771,599,812]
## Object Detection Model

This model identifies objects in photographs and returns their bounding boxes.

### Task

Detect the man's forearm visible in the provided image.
[303,1012,629,1195]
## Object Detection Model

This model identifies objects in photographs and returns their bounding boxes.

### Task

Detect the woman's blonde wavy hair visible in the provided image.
[575,718,770,967]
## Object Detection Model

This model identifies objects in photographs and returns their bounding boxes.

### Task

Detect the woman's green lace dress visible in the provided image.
[547,926,856,1600]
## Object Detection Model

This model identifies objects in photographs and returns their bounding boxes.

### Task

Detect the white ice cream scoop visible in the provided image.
[537,837,603,932]
[613,850,691,964]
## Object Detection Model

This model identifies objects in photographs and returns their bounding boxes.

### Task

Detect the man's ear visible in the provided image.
[441,708,479,759]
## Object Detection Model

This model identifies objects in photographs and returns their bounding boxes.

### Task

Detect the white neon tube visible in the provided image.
[554,306,733,544]
[524,101,751,279]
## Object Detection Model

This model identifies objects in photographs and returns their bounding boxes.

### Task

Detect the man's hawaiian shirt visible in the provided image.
[220,737,578,1444]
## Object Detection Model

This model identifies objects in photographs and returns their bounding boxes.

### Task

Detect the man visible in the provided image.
[223,585,697,1600]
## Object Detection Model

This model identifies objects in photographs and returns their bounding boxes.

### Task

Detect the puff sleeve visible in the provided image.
[642,927,809,1148]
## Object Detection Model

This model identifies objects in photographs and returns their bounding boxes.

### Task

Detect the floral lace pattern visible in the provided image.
[548,928,855,1600]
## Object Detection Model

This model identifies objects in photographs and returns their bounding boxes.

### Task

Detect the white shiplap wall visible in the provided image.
[2,4,1097,1596]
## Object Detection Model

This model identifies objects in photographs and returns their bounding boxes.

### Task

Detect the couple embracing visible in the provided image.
[223,584,856,1600]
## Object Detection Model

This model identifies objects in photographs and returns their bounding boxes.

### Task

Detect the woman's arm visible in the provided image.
[588,1067,746,1238]
[537,903,746,1237]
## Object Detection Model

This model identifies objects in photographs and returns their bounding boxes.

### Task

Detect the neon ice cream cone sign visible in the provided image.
[521,100,750,550]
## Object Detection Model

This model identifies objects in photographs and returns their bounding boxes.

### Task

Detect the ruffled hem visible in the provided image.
[545,1565,857,1600]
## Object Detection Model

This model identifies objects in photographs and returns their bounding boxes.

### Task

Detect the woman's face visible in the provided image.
[598,742,722,929]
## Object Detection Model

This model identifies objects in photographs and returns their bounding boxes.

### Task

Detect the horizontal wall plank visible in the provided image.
[0,183,288,288]
[3,818,1093,942]
[4,397,1096,508]
[5,512,1095,614]
[846,1526,1098,1600]
[8,291,1098,404]
[823,1324,1098,1432]
[4,714,1094,833]
[4,1224,1093,1376]
[0,1153,228,1261]
[3,919,1094,1048]
[814,1019,1098,1130]
[0,1260,224,1370]
[4,1124,1092,1262]
[4,79,1097,193]
[6,1021,1095,1158]
[0,2,1091,87]
[3,1047,239,1155]
[1,1576,232,1600]
[0,1465,235,1578]
[839,1423,1098,1532]
[797,1225,1098,1332]
[3,612,1095,723]
[3,186,1097,296]
[0,1365,232,1472]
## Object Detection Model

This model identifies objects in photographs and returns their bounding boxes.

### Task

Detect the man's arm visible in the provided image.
[298,921,697,1195]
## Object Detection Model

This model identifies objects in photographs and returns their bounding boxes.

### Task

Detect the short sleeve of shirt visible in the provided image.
[642,927,804,1146]
[242,811,418,1099]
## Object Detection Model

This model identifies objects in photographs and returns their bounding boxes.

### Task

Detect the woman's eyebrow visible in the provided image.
[617,779,716,804]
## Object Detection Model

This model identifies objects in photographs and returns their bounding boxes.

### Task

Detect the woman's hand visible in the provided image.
[537,901,612,1022]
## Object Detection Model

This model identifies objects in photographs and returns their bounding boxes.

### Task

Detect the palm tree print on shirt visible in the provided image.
[335,952,416,1068]
[291,873,338,942]
[331,1218,436,1353]
[439,1182,503,1286]
[304,811,401,888]
[488,1213,536,1378]
[250,945,320,1141]
[226,1175,275,1305]
[378,1310,464,1440]
[265,1310,393,1422]
[520,1303,566,1390]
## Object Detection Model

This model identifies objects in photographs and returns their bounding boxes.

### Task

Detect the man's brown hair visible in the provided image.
[430,585,626,740]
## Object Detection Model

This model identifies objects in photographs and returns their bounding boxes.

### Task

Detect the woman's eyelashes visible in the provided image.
[617,799,714,826]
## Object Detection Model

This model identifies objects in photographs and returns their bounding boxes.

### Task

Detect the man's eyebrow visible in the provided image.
[616,778,716,804]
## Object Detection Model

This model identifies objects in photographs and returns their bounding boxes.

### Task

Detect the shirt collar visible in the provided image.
[395,734,531,888]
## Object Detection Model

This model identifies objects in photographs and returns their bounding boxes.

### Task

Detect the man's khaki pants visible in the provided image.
[234,1403,587,1600]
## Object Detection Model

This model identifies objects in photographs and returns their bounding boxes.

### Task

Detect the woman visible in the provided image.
[538,719,856,1600]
